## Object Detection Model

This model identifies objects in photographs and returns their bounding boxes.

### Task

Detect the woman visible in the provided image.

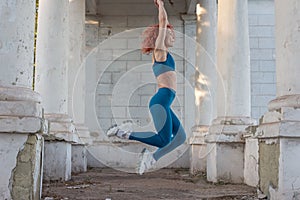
[107,0,186,175]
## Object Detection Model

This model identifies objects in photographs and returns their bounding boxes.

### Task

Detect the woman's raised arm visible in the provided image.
[154,0,169,61]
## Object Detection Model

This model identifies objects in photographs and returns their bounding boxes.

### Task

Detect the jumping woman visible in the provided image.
[107,0,186,175]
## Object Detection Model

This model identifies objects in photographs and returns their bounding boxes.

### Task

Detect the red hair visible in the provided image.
[141,24,174,54]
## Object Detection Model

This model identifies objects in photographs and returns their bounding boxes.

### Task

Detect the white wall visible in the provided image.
[248,0,276,121]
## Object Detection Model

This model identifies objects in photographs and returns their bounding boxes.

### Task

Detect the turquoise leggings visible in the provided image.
[129,87,186,161]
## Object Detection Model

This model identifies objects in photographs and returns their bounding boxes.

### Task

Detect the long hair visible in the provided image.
[141,24,174,54]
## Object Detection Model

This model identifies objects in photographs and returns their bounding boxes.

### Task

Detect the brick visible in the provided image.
[98,72,112,84]
[260,60,275,72]
[128,106,150,118]
[113,49,129,61]
[260,61,276,72]
[106,61,127,72]
[249,26,274,37]
[141,53,153,62]
[251,84,261,95]
[251,107,261,120]
[250,60,260,71]
[97,49,113,60]
[111,27,128,35]
[126,61,148,72]
[250,49,274,60]
[250,37,259,48]
[97,84,113,95]
[100,16,127,27]
[260,84,276,95]
[259,38,275,48]
[112,72,125,84]
[258,15,275,26]
[126,51,142,61]
[127,16,156,27]
[128,96,141,107]
[251,72,275,83]
[140,95,151,106]
[248,15,258,26]
[98,118,112,131]
[127,38,142,50]
[112,106,127,118]
[252,95,274,107]
[248,1,275,15]
[95,60,113,72]
[96,95,112,106]
[140,72,156,84]
[138,84,156,95]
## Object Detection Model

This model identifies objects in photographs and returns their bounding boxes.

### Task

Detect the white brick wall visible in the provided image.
[86,1,186,133]
[248,0,276,121]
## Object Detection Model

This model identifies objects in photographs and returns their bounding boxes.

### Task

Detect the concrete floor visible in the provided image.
[42,168,258,200]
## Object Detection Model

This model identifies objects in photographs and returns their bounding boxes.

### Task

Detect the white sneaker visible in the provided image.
[137,148,156,175]
[119,120,133,133]
[106,124,119,137]
[106,120,133,139]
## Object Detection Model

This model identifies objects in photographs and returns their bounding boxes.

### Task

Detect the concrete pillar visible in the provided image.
[35,0,69,114]
[256,0,300,199]
[0,1,45,199]
[35,0,77,181]
[0,1,35,88]
[68,0,89,172]
[190,0,217,175]
[206,0,253,183]
[72,144,87,173]
[68,0,85,124]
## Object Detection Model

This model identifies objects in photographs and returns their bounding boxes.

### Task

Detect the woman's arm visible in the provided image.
[154,0,169,61]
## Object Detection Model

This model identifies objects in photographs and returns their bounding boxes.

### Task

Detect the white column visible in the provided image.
[0,1,44,199]
[68,0,85,124]
[190,0,217,175]
[206,0,252,183]
[0,0,35,88]
[69,0,89,172]
[256,0,300,199]
[35,0,77,181]
[35,0,69,114]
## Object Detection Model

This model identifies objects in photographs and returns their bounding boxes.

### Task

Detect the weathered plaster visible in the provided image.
[259,139,279,196]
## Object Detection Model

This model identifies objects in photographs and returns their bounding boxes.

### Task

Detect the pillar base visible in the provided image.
[0,86,45,200]
[205,117,254,183]
[243,127,259,187]
[43,114,79,181]
[75,123,93,145]
[257,104,300,200]
[189,125,208,175]
[44,114,79,143]
[43,141,72,181]
[72,144,87,173]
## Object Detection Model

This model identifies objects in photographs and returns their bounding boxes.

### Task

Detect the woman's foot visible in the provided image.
[106,120,133,139]
[137,148,156,175]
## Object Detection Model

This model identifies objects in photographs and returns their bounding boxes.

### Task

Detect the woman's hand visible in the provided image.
[154,0,164,8]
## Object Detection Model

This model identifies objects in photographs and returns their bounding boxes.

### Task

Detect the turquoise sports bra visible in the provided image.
[152,52,175,77]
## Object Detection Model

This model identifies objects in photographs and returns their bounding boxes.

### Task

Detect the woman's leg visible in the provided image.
[129,103,173,148]
[129,88,174,148]
[153,108,186,161]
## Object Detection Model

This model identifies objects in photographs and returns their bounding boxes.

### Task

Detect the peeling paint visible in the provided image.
[259,139,279,197]
[9,135,43,200]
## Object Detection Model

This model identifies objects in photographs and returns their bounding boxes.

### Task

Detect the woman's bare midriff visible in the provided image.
[156,71,177,91]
